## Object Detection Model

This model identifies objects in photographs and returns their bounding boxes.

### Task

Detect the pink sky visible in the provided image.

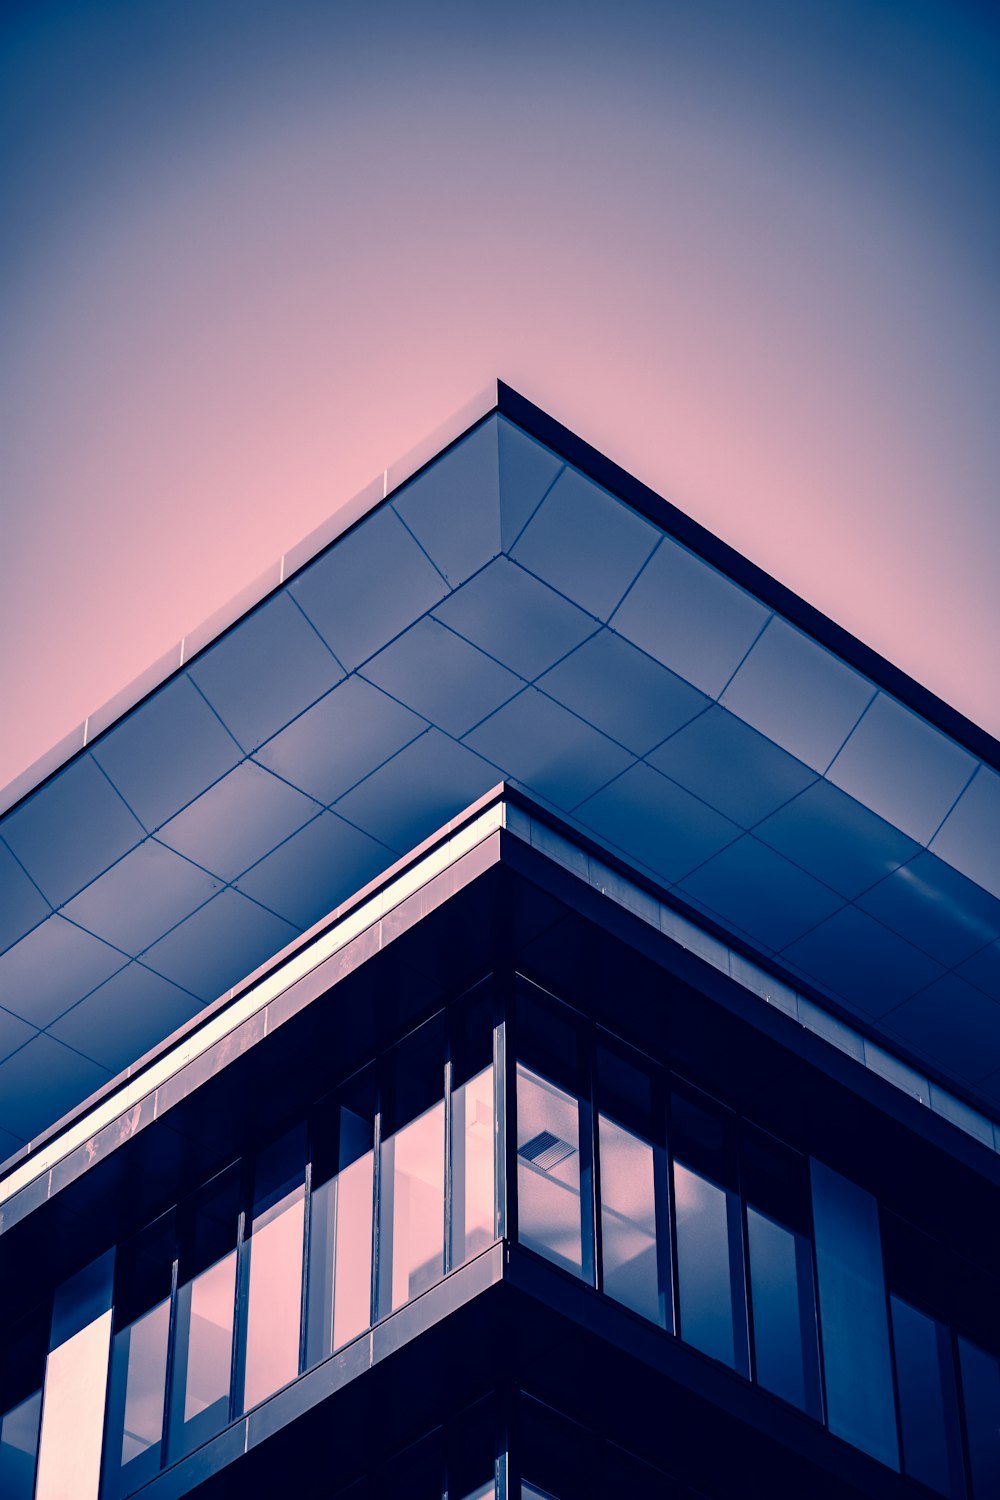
[3,0,999,793]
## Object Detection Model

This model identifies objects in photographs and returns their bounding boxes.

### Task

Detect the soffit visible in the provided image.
[1,395,999,1159]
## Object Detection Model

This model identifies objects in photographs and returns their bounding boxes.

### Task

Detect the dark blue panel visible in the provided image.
[2,755,145,907]
[433,557,596,681]
[931,764,1000,901]
[828,693,976,845]
[188,593,344,754]
[361,617,522,739]
[498,416,564,550]
[51,1250,115,1345]
[93,674,242,832]
[236,811,394,929]
[157,763,319,883]
[511,466,658,621]
[391,418,500,586]
[463,688,633,812]
[885,975,1000,1083]
[576,763,739,885]
[291,507,448,671]
[858,850,1000,967]
[536,629,710,757]
[0,1006,34,1065]
[333,729,499,854]
[0,839,49,957]
[754,779,919,900]
[958,939,1000,1003]
[810,1161,898,1469]
[62,841,221,956]
[254,677,426,805]
[720,617,875,772]
[0,1125,25,1164]
[610,537,769,697]
[678,836,844,952]
[782,907,944,1017]
[0,1033,110,1141]
[649,706,815,828]
[141,889,298,1002]
[0,915,127,1028]
[49,963,202,1074]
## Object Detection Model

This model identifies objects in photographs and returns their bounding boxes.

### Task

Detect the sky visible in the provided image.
[2,0,999,793]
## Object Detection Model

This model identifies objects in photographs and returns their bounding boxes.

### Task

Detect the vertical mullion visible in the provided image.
[231,1193,248,1422]
[299,1153,313,1376]
[443,1054,454,1276]
[494,994,507,1245]
[505,974,519,1252]
[654,1072,673,1334]
[370,1075,383,1331]
[589,1023,603,1295]
[160,1252,180,1470]
[737,1126,756,1387]
[665,1083,682,1342]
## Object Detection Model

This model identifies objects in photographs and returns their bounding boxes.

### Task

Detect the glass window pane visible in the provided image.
[308,1077,376,1364]
[748,1207,822,1419]
[175,1253,236,1432]
[891,1297,964,1497]
[958,1336,1000,1499]
[599,1114,661,1325]
[517,1062,585,1278]
[379,1099,446,1315]
[673,1161,747,1375]
[242,1128,306,1411]
[118,1300,170,1466]
[451,1064,496,1268]
[810,1160,898,1468]
[0,1392,42,1500]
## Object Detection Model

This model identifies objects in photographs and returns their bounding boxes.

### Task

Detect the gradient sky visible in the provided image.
[2,0,999,792]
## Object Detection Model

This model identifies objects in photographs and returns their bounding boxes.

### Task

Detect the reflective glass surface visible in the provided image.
[599,1115,659,1323]
[517,1064,585,1279]
[451,1065,496,1268]
[241,1128,306,1411]
[0,1392,42,1500]
[308,1084,375,1364]
[379,1098,446,1313]
[958,1336,1000,1499]
[891,1296,964,1497]
[673,1163,746,1373]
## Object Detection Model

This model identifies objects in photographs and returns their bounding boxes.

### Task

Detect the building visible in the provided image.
[0,382,998,1499]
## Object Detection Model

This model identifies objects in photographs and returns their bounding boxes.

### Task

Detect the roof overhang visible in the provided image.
[1,383,998,1156]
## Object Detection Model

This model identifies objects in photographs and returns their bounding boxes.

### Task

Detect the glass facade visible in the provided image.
[4,972,999,1500]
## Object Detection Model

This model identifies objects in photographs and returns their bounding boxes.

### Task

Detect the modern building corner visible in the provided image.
[1,385,998,1499]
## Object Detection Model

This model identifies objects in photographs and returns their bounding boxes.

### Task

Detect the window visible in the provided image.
[671,1087,749,1377]
[596,1042,668,1327]
[239,1126,307,1412]
[378,1018,447,1318]
[515,987,592,1283]
[307,1069,376,1364]
[742,1126,822,1420]
[0,1304,46,1500]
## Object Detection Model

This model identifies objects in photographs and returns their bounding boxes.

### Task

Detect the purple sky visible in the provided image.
[2,0,999,791]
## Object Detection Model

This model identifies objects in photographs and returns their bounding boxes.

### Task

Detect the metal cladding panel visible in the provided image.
[1,394,999,1162]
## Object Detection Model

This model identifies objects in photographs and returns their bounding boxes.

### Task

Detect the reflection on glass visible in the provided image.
[458,1485,495,1500]
[118,1300,170,1465]
[242,1130,306,1411]
[958,1336,1000,1499]
[309,1151,374,1361]
[452,1065,496,1268]
[170,1251,237,1454]
[599,1114,660,1324]
[673,1161,747,1374]
[522,1485,560,1499]
[380,1100,446,1313]
[0,1392,42,1500]
[748,1207,822,1419]
[517,1063,584,1278]
[891,1297,964,1497]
